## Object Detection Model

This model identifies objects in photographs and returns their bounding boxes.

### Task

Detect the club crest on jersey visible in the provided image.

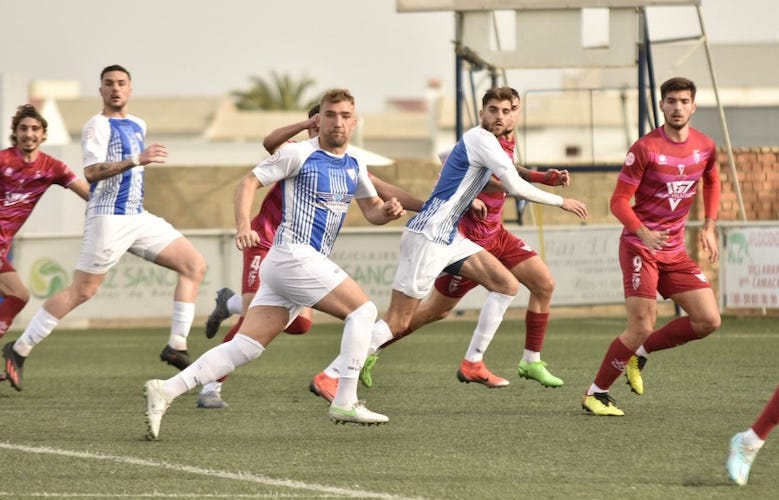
[693,150,700,164]
[658,154,668,165]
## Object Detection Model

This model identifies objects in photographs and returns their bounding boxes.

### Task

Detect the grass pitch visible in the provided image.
[0,314,776,499]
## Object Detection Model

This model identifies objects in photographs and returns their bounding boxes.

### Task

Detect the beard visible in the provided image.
[321,131,348,149]
[664,114,690,130]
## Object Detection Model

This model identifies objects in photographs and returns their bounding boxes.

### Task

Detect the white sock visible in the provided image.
[333,302,376,407]
[744,428,765,449]
[322,356,341,378]
[168,301,195,351]
[14,308,59,357]
[368,319,393,354]
[163,333,264,398]
[464,292,514,362]
[635,345,648,357]
[587,384,607,395]
[523,349,541,363]
[227,294,243,315]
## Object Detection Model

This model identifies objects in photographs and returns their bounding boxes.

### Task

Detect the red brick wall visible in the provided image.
[712,147,779,222]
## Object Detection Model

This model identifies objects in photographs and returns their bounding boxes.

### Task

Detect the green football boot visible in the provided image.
[517,360,564,388]
[360,353,379,388]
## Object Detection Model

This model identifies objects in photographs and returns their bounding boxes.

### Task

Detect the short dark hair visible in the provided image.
[9,104,47,146]
[482,87,516,107]
[661,77,696,100]
[308,104,320,118]
[100,64,131,82]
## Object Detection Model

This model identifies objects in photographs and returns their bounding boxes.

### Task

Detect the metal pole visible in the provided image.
[643,11,659,130]
[455,13,464,141]
[637,10,648,137]
[696,4,746,221]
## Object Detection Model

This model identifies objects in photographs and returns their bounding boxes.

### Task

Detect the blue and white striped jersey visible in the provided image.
[82,113,146,217]
[408,126,562,244]
[252,137,377,256]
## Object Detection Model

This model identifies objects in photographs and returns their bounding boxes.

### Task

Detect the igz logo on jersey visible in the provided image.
[665,180,695,210]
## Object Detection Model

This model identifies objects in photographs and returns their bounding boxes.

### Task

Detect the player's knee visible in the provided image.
[528,275,555,300]
[284,315,313,335]
[695,312,721,338]
[347,301,378,324]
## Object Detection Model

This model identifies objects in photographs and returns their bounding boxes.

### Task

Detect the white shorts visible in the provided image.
[250,244,348,322]
[393,230,483,299]
[76,212,183,274]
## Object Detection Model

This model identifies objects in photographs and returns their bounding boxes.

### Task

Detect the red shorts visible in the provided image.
[619,238,711,299]
[0,255,15,274]
[434,227,537,299]
[242,245,269,295]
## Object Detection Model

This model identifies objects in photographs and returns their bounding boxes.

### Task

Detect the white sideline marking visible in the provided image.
[0,442,421,500]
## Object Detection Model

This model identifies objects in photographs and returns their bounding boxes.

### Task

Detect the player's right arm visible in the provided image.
[610,145,669,250]
[234,145,305,249]
[234,172,263,250]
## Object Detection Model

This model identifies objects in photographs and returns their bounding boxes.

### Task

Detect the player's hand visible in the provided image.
[470,198,488,219]
[235,228,260,250]
[560,198,587,219]
[699,221,719,263]
[383,197,405,220]
[545,169,570,187]
[636,226,670,251]
[140,143,168,165]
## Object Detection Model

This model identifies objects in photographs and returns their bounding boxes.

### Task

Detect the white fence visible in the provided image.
[10,222,778,330]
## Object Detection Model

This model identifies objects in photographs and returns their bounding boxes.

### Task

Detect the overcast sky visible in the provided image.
[1,0,777,112]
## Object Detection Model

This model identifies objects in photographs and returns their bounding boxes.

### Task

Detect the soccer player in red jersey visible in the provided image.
[0,105,89,339]
[727,386,779,485]
[582,77,721,416]
[357,89,575,391]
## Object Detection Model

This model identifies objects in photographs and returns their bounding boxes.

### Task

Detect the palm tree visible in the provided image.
[231,71,319,111]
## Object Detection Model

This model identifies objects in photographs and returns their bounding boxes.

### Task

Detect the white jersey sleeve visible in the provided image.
[353,157,378,199]
[466,128,563,207]
[81,115,112,167]
[251,140,311,186]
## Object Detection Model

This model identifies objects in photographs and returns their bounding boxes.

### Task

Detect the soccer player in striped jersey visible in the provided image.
[144,89,405,439]
[581,77,721,416]
[0,105,90,343]
[198,105,423,408]
[3,66,207,391]
[355,89,575,391]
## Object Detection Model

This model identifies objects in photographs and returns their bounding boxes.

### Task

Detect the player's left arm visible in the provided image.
[357,196,405,225]
[482,166,570,193]
[355,167,405,224]
[699,161,721,263]
[370,174,423,212]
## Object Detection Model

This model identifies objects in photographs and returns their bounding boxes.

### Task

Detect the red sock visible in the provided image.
[0,295,27,334]
[643,317,697,354]
[217,317,244,383]
[524,311,549,352]
[284,315,312,335]
[592,337,634,391]
[752,386,779,440]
